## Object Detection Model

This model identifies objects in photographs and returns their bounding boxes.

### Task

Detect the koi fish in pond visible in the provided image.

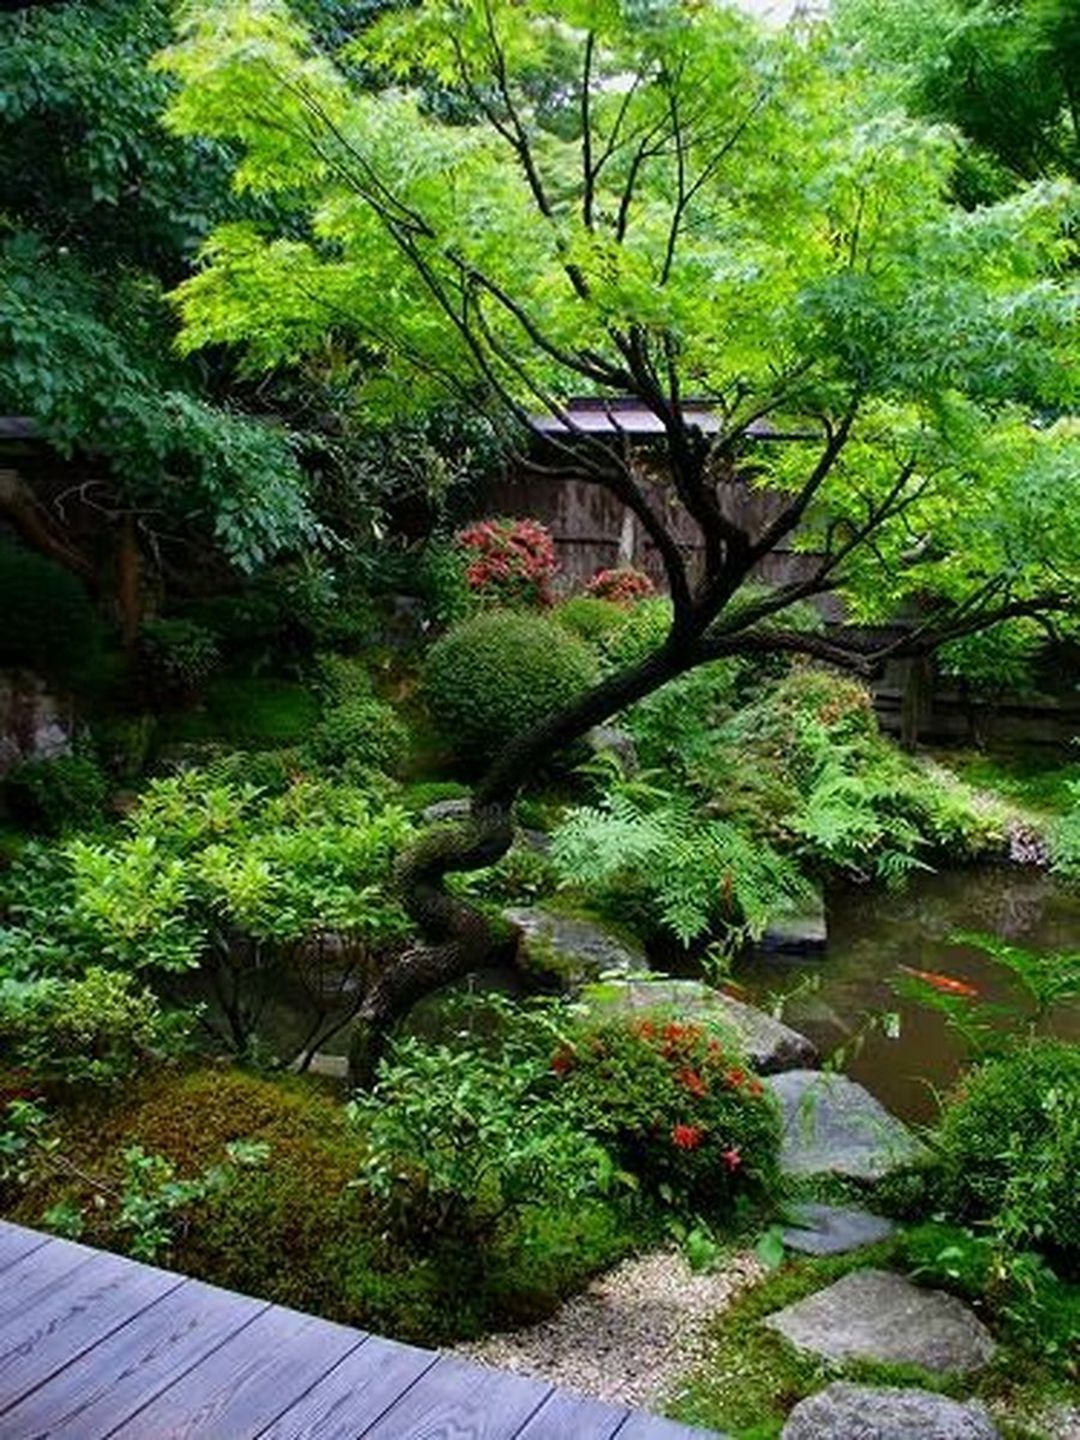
[898,965,979,998]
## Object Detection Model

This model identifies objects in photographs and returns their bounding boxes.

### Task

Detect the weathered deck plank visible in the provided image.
[0,1277,268,1438]
[0,1244,183,1415]
[0,1221,51,1274]
[358,1353,553,1440]
[0,1222,728,1440]
[255,1335,438,1440]
[108,1303,366,1439]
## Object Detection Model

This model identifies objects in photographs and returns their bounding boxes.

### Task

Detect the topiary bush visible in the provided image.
[584,566,655,604]
[455,517,558,608]
[423,610,598,765]
[935,1040,1080,1273]
[5,754,108,834]
[555,1014,782,1213]
[308,697,409,774]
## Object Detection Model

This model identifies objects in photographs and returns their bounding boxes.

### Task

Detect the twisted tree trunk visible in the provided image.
[347,639,698,1086]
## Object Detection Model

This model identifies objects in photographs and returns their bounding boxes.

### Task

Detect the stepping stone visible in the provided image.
[764,1270,996,1375]
[781,1383,1000,1439]
[582,976,817,1073]
[765,1070,926,1179]
[781,1203,896,1257]
[508,908,650,988]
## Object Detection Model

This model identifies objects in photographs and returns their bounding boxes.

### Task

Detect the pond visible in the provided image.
[733,865,1080,1124]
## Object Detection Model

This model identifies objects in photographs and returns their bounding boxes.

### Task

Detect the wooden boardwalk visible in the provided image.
[0,1220,724,1439]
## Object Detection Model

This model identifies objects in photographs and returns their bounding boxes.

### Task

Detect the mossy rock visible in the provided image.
[505,905,650,989]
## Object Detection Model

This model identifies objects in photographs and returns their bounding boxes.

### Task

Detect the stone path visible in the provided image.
[781,1383,1000,1439]
[454,1249,763,1410]
[765,1070,927,1179]
[764,1269,996,1374]
[780,1203,896,1256]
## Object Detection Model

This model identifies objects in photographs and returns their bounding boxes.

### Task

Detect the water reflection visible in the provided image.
[735,866,1080,1125]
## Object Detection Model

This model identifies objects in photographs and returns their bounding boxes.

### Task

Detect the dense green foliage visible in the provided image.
[423,610,598,764]
[0,544,103,686]
[0,969,186,1092]
[5,755,108,836]
[935,1041,1080,1273]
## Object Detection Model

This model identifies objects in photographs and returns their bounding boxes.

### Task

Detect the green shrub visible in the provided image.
[556,1014,782,1213]
[423,610,597,764]
[351,1030,615,1248]
[308,697,409,774]
[0,543,104,687]
[553,596,629,650]
[5,754,108,834]
[600,596,673,669]
[935,1040,1080,1272]
[0,968,188,1091]
[137,618,220,702]
[312,652,376,703]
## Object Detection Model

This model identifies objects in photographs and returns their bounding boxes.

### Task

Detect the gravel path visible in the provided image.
[452,1248,764,1409]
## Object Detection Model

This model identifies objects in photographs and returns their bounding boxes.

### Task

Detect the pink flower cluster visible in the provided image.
[456,517,558,607]
[585,567,655,605]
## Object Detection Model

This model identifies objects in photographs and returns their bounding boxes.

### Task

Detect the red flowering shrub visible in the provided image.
[554,1015,780,1211]
[456,518,558,608]
[585,567,655,605]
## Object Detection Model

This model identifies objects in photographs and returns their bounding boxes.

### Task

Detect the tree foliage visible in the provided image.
[0,0,318,573]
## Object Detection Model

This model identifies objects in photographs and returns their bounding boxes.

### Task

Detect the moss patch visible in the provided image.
[665,1240,1075,1440]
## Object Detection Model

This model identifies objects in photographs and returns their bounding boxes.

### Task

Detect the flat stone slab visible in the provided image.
[782,1383,1000,1439]
[765,1070,926,1179]
[583,976,817,1074]
[507,907,650,988]
[781,1203,896,1256]
[765,1270,997,1375]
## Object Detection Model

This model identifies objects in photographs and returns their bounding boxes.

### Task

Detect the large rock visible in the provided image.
[582,976,817,1074]
[765,1070,926,1179]
[764,1270,997,1375]
[782,1383,1000,1440]
[0,668,73,775]
[760,891,827,955]
[421,797,473,824]
[506,907,649,988]
[781,1202,896,1257]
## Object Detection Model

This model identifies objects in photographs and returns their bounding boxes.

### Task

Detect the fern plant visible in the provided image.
[551,787,812,947]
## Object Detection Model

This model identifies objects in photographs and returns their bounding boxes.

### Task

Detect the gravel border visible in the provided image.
[452,1248,764,1409]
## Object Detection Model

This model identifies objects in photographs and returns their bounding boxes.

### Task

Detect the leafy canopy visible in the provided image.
[159,0,1080,636]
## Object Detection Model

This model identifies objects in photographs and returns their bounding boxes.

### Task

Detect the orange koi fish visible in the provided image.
[898,965,979,998]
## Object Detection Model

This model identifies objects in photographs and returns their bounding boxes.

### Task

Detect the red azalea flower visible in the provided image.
[676,1067,709,1098]
[724,1066,747,1089]
[671,1123,705,1151]
[721,1146,742,1171]
[550,1048,575,1075]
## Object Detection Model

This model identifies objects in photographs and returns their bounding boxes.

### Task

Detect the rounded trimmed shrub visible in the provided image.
[936,1040,1080,1271]
[555,1014,782,1212]
[137,618,220,703]
[423,610,598,764]
[308,697,409,774]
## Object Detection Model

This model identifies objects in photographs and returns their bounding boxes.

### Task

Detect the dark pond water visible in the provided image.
[733,866,1080,1125]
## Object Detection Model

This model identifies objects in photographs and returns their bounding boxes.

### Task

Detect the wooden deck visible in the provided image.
[0,1220,724,1439]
